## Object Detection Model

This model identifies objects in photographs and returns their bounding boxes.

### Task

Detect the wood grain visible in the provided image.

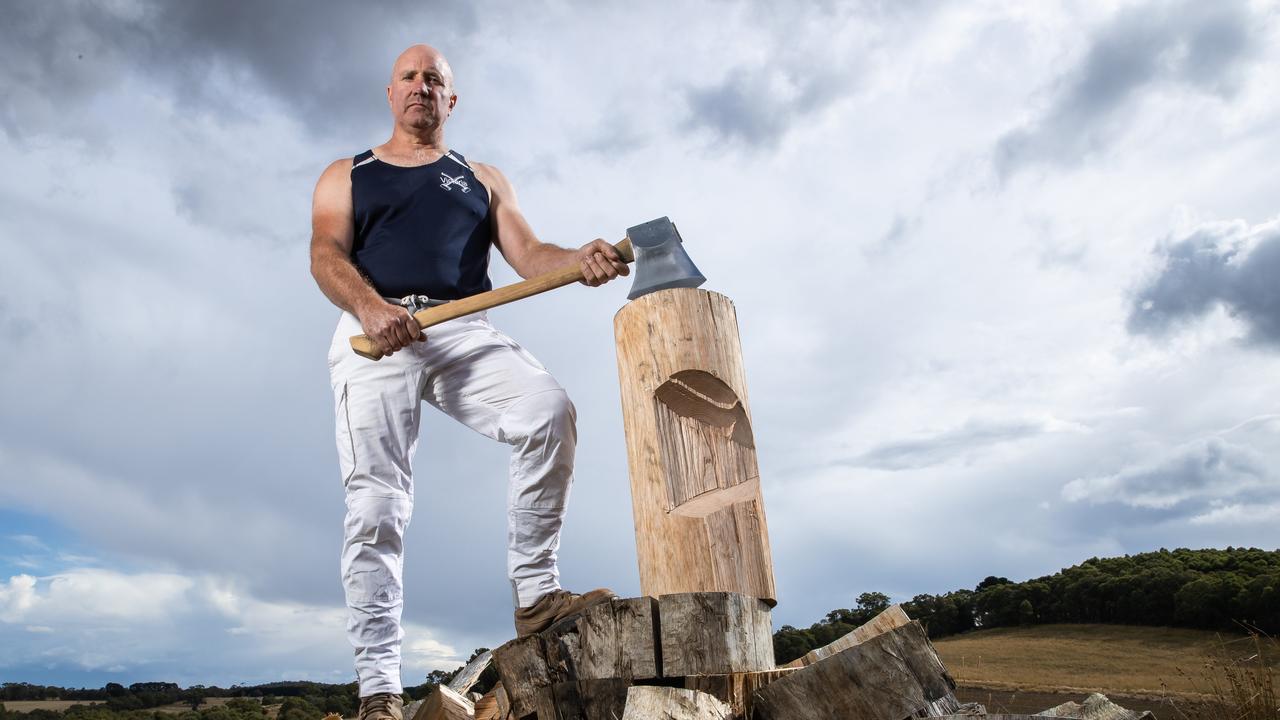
[753,620,959,720]
[620,687,731,720]
[613,289,775,604]
[576,596,660,681]
[658,592,775,677]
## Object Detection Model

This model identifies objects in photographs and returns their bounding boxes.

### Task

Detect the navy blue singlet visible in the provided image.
[350,149,493,300]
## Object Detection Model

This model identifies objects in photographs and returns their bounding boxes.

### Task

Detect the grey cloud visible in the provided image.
[0,0,477,142]
[684,64,855,149]
[994,0,1260,179]
[846,418,1049,471]
[1062,437,1274,513]
[1127,219,1280,346]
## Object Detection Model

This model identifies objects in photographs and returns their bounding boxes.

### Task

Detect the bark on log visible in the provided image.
[449,650,494,695]
[659,592,774,677]
[576,596,660,681]
[752,621,958,720]
[614,289,775,603]
[683,669,796,719]
[783,604,912,668]
[417,686,474,720]
[620,686,732,720]
[492,634,555,719]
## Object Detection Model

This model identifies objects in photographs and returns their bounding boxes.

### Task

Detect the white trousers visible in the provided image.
[327,310,576,697]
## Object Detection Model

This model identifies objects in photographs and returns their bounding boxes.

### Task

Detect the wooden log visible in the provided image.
[783,604,913,668]
[494,684,512,720]
[576,596,660,680]
[614,288,775,603]
[752,621,958,720]
[492,634,553,719]
[472,686,500,720]
[621,686,732,720]
[574,679,632,720]
[683,669,797,719]
[416,686,474,720]
[659,592,774,676]
[449,650,494,695]
[1040,693,1153,720]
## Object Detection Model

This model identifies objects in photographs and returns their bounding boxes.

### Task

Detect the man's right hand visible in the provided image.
[357,302,425,356]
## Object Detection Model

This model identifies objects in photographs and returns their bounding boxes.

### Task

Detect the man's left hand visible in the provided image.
[576,238,630,287]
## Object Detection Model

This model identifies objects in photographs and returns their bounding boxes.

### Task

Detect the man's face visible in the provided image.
[386,47,456,131]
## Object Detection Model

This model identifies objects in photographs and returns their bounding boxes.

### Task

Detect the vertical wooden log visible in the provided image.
[614,288,776,604]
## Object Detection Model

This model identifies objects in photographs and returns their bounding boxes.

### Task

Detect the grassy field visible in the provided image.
[933,623,1277,698]
[1,702,105,713]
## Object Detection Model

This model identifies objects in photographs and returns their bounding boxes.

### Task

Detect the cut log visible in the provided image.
[573,679,632,720]
[752,620,958,720]
[472,686,500,720]
[614,288,775,603]
[494,684,512,720]
[783,604,912,668]
[492,634,554,719]
[577,596,660,680]
[417,685,474,720]
[621,686,731,720]
[683,669,796,718]
[659,592,774,676]
[449,650,494,695]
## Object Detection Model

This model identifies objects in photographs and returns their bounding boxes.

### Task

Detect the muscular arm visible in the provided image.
[310,159,422,355]
[473,162,628,286]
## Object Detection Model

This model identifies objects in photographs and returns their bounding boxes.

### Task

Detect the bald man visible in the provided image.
[310,44,623,720]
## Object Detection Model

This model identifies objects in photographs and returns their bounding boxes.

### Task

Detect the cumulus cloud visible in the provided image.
[1062,437,1273,511]
[0,568,462,682]
[994,0,1261,178]
[1127,218,1280,346]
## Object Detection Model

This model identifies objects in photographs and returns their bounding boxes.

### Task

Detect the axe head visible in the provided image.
[626,217,707,300]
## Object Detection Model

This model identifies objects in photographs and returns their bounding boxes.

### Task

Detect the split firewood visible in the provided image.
[448,650,494,695]
[783,603,912,668]
[412,685,474,720]
[620,686,732,720]
[753,620,958,720]
[683,669,796,718]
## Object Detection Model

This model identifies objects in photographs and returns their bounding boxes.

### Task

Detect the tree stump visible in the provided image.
[753,621,958,720]
[614,288,775,604]
[576,596,660,681]
[659,592,774,677]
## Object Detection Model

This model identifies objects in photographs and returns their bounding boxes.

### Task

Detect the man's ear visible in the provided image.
[386,84,394,108]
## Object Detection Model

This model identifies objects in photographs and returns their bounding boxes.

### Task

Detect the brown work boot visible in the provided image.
[514,588,616,637]
[357,693,403,720]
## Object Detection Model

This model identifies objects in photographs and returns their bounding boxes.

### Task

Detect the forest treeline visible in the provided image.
[3,548,1276,715]
[773,546,1280,664]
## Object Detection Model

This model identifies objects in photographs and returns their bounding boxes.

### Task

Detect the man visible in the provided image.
[310,44,623,720]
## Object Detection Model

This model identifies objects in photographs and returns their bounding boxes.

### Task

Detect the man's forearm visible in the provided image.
[311,246,385,318]
[511,241,579,279]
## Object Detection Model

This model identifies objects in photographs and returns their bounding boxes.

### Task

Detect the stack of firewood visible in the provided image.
[409,595,966,720]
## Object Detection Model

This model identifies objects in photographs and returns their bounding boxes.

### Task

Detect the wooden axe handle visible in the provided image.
[350,237,635,360]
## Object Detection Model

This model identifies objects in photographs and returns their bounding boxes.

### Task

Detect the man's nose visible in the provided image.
[421,81,430,94]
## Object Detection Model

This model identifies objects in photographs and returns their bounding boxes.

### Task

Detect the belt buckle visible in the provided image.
[397,294,433,313]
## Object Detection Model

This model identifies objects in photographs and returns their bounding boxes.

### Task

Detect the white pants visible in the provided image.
[327,310,576,697]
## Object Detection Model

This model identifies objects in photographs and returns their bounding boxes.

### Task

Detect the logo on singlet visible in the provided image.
[440,173,471,193]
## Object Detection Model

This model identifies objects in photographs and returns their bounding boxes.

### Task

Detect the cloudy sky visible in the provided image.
[2,0,1279,690]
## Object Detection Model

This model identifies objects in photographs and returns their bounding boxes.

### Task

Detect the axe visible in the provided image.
[349,216,706,360]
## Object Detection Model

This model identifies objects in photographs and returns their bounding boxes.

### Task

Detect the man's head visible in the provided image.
[386,44,456,134]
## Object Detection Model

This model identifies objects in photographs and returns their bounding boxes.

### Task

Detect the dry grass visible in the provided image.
[933,624,1278,698]
[1168,630,1278,720]
[1,702,106,712]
